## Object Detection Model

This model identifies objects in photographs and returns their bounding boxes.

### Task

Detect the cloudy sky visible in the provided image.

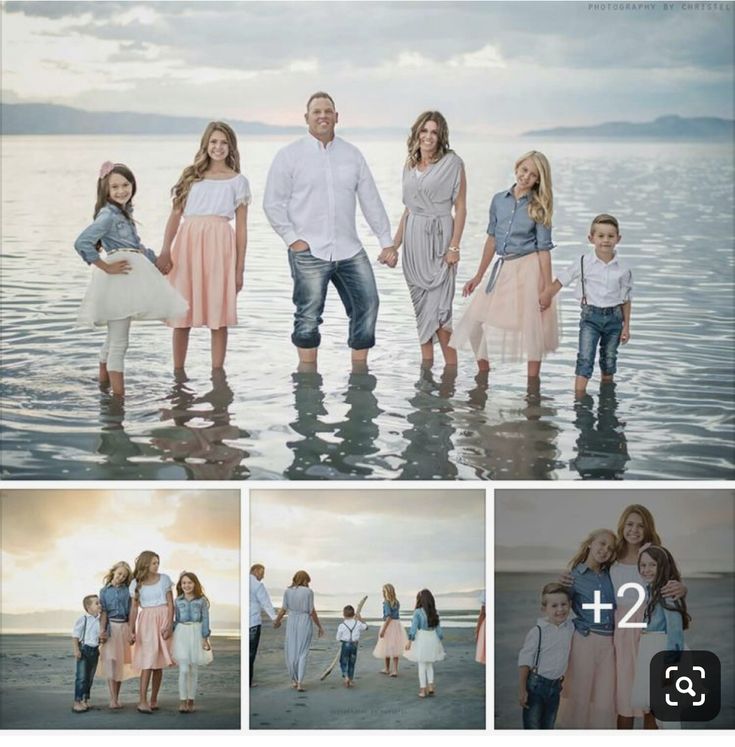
[250,489,485,611]
[2,0,733,135]
[0,489,240,615]
[496,489,734,572]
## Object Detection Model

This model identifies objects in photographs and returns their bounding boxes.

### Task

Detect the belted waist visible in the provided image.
[582,304,622,315]
[107,247,143,254]
[485,252,534,293]
[408,209,452,219]
[183,214,230,222]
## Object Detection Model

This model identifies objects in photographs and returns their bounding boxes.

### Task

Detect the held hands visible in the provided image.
[128,633,135,645]
[317,626,325,638]
[203,639,212,651]
[462,275,481,297]
[161,625,172,640]
[404,641,412,651]
[99,631,109,644]
[377,246,398,268]
[104,259,131,275]
[445,247,460,266]
[621,325,630,344]
[539,289,552,311]
[155,252,172,274]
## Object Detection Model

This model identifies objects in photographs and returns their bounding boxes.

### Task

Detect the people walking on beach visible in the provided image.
[273,570,325,691]
[336,605,368,688]
[99,561,137,709]
[403,588,445,698]
[172,571,213,713]
[157,121,250,372]
[556,529,617,728]
[517,582,574,729]
[450,151,559,379]
[373,582,408,676]
[631,545,690,728]
[249,563,277,688]
[263,91,396,370]
[129,550,175,714]
[392,111,467,367]
[71,594,102,713]
[539,213,632,395]
[74,162,188,397]
[474,590,486,665]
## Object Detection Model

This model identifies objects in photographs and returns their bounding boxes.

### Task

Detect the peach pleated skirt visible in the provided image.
[132,605,175,671]
[556,630,616,729]
[614,605,644,718]
[167,216,237,329]
[372,619,409,659]
[475,619,486,664]
[450,252,560,363]
[100,620,139,682]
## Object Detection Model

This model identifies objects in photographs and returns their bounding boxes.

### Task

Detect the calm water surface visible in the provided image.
[1,136,733,480]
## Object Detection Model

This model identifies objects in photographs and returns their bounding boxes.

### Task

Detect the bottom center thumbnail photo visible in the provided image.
[248,488,486,730]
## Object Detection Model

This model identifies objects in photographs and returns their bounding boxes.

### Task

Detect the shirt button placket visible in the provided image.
[325,147,337,261]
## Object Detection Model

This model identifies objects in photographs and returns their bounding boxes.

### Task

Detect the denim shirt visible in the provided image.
[99,584,131,627]
[645,589,685,652]
[407,607,443,641]
[382,600,400,620]
[487,187,554,256]
[570,563,616,636]
[173,596,210,638]
[74,203,157,265]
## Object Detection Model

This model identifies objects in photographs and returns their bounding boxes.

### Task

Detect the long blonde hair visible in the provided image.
[132,550,159,601]
[406,111,451,169]
[515,150,552,227]
[171,121,241,209]
[382,583,398,607]
[568,528,616,571]
[102,560,132,587]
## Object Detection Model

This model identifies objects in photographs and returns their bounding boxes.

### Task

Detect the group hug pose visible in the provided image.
[250,565,485,698]
[71,551,212,715]
[517,505,689,729]
[74,90,632,397]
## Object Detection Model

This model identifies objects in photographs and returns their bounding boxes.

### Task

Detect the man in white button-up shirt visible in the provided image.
[263,92,397,367]
[249,564,277,687]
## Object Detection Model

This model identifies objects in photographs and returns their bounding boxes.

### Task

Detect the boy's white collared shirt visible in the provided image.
[72,613,101,647]
[517,617,575,680]
[557,251,633,308]
[336,618,368,642]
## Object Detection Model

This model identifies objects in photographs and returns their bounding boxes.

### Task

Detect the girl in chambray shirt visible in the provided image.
[172,571,212,713]
[403,588,445,698]
[74,162,187,397]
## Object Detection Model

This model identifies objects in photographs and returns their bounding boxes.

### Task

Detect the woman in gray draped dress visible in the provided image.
[393,111,467,366]
[273,570,325,691]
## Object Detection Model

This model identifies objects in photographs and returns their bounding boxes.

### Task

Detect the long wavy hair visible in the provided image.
[382,583,399,608]
[171,121,241,210]
[132,550,160,602]
[638,545,690,630]
[406,110,451,169]
[568,528,617,571]
[290,570,311,588]
[176,571,209,605]
[102,560,132,587]
[515,150,553,227]
[415,588,440,629]
[616,504,662,557]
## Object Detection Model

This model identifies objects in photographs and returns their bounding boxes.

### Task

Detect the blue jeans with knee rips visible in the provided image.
[575,305,624,380]
[287,248,379,350]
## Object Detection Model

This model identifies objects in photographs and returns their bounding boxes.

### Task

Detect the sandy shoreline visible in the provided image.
[250,621,485,729]
[0,634,240,729]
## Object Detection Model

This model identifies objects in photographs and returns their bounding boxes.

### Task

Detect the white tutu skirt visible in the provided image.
[403,629,446,663]
[172,622,213,666]
[372,619,409,659]
[77,250,188,327]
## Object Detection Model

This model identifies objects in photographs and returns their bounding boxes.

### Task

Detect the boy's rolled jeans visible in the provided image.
[339,641,358,680]
[74,644,100,701]
[523,671,563,729]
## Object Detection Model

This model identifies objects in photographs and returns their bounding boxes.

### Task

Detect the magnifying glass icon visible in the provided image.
[676,676,696,697]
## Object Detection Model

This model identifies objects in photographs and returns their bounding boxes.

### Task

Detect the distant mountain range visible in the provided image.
[523,114,734,140]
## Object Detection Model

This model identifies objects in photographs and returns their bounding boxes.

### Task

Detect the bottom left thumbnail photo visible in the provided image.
[0,488,241,730]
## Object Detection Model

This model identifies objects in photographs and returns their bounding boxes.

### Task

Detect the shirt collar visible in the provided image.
[537,616,573,629]
[591,250,619,265]
[504,184,530,202]
[306,132,337,150]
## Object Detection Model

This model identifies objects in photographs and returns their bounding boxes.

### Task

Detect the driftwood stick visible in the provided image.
[319,595,368,681]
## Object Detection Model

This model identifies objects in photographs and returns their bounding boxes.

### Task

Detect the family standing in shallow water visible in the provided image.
[73,90,633,397]
[71,551,213,715]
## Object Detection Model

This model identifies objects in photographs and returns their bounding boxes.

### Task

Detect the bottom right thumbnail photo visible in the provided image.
[495,489,734,730]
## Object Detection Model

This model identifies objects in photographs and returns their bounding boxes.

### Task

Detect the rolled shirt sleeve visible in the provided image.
[517,626,540,668]
[263,149,300,248]
[622,267,633,302]
[74,209,114,264]
[201,600,211,638]
[535,221,554,251]
[556,259,581,288]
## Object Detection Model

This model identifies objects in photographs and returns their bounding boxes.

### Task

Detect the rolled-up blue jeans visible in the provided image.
[522,671,563,729]
[575,305,624,379]
[287,248,379,350]
[339,641,358,680]
[74,644,99,701]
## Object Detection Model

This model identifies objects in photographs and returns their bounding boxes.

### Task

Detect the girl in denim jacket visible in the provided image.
[403,588,445,698]
[172,571,212,712]
[74,162,188,396]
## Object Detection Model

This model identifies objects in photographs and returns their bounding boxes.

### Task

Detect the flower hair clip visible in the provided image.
[638,542,652,555]
[99,161,115,179]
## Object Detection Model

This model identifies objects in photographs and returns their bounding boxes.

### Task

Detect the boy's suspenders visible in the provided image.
[580,255,587,306]
[344,621,357,642]
[532,624,542,672]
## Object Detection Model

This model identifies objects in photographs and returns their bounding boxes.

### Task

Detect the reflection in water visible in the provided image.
[570,384,630,479]
[96,394,141,464]
[150,369,249,480]
[399,365,458,480]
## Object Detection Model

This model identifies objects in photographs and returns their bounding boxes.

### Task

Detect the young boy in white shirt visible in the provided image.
[540,214,633,394]
[72,594,101,713]
[336,605,368,688]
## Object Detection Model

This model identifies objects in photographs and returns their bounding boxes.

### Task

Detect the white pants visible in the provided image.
[178,662,199,700]
[99,318,131,373]
[418,661,435,688]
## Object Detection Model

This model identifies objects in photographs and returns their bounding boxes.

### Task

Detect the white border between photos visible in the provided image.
[1,478,733,747]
